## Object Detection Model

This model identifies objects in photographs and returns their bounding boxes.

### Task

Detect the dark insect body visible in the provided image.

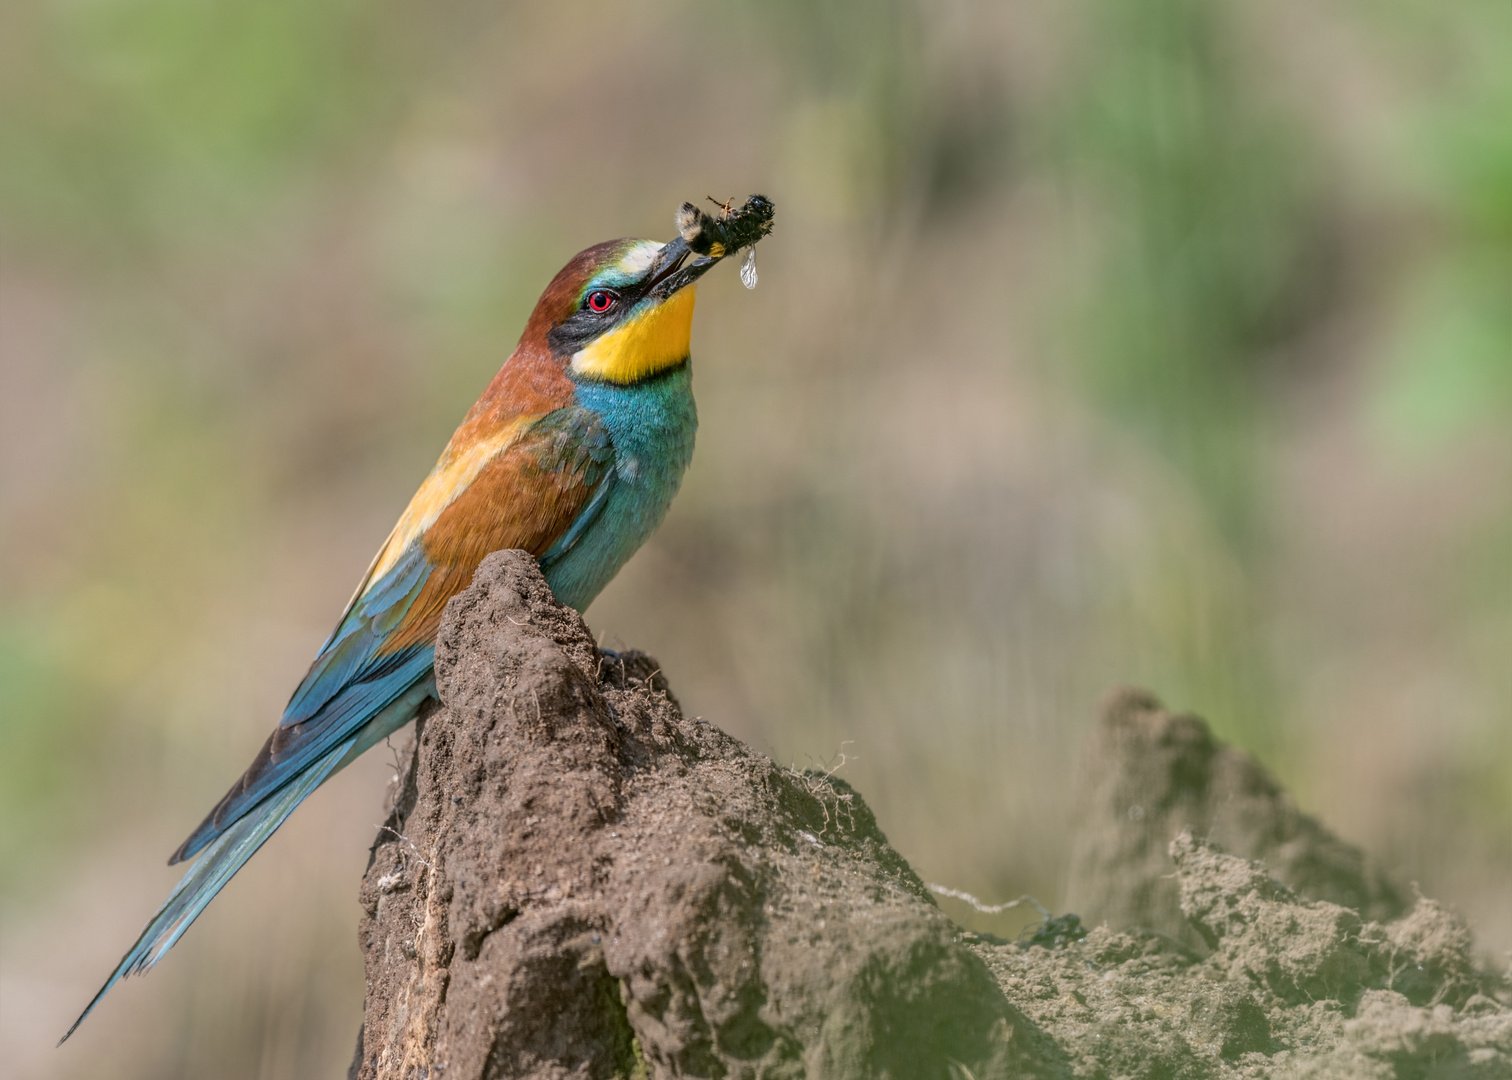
[676,194,775,259]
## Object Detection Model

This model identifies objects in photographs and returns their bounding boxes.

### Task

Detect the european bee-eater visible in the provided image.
[65,197,774,1040]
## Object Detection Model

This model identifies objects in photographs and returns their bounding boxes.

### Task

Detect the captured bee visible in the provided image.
[675,194,773,291]
[676,194,775,260]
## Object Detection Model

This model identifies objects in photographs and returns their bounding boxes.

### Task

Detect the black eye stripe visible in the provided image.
[551,286,632,354]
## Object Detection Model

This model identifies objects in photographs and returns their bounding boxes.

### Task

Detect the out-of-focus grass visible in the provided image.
[3,0,1511,1076]
[1368,0,1512,459]
[1041,0,1331,759]
[0,0,432,261]
[0,621,104,879]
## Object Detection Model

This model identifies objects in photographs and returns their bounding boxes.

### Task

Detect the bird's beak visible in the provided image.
[645,237,721,300]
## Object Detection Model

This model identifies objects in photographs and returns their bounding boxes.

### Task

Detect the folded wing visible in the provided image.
[170,405,615,862]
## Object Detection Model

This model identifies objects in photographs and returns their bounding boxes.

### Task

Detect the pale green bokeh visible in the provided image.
[3,1,1510,1076]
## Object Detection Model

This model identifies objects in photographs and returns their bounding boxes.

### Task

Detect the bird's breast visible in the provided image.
[543,368,698,611]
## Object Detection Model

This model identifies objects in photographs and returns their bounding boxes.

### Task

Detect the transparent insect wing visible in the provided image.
[739,246,758,289]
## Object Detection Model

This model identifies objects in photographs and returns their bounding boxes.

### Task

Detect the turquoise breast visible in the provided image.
[543,365,697,612]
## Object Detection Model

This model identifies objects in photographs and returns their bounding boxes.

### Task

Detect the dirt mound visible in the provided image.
[975,836,1510,1079]
[351,551,1034,1079]
[350,550,1512,1079]
[1064,688,1407,946]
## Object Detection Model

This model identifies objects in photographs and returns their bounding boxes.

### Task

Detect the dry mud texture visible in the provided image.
[351,551,1512,1080]
[1063,688,1409,948]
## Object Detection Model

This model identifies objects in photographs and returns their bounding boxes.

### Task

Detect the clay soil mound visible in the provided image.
[350,551,1512,1080]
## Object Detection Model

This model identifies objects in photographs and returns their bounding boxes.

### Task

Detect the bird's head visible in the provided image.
[522,236,721,386]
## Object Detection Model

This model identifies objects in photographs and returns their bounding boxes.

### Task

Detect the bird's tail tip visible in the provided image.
[58,999,99,1046]
[58,913,171,1045]
[56,738,354,1045]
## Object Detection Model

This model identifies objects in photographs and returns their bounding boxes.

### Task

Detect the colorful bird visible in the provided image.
[64,197,774,1041]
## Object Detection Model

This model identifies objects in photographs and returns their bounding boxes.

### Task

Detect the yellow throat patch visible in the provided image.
[570,286,697,385]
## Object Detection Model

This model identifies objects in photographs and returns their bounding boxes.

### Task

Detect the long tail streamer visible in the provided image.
[60,738,356,1043]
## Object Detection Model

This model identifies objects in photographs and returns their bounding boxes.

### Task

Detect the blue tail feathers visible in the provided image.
[59,737,356,1044]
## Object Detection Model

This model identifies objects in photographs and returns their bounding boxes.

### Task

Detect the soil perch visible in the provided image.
[350,550,1512,1079]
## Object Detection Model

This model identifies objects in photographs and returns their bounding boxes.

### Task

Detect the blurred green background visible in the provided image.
[3,0,1510,1075]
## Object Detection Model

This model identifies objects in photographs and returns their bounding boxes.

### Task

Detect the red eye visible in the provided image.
[586,289,616,313]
